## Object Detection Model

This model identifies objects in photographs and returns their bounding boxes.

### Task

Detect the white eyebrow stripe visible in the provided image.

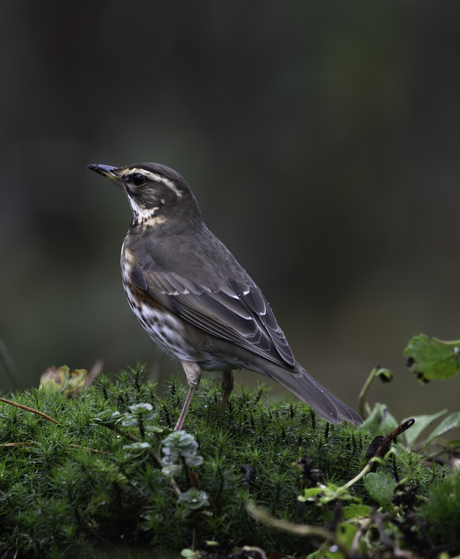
[120,168,183,198]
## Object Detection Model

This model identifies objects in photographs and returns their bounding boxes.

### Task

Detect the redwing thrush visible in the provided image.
[88,162,362,430]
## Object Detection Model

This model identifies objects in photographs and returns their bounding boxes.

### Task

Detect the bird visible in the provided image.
[87,162,362,430]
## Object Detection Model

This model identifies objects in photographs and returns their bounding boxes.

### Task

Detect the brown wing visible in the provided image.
[129,250,297,371]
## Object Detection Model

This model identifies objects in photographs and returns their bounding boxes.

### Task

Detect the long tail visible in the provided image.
[266,363,362,425]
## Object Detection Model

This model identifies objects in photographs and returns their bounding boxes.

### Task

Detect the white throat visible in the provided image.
[128,198,166,226]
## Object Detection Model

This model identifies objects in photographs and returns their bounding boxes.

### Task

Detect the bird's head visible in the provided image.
[88,162,203,231]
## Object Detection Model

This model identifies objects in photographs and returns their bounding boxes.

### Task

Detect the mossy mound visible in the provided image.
[0,366,436,558]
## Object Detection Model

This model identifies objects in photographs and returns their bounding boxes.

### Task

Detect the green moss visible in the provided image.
[419,467,460,553]
[0,365,435,557]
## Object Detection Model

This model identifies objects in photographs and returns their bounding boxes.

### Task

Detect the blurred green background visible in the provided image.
[1,1,459,423]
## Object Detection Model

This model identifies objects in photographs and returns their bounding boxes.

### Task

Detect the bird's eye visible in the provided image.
[131,173,146,187]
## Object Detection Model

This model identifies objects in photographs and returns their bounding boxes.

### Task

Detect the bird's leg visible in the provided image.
[175,361,202,431]
[220,370,234,413]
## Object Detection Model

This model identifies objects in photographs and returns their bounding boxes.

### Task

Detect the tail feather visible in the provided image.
[266,364,362,425]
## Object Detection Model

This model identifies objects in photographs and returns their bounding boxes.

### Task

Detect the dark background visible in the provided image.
[1,1,460,423]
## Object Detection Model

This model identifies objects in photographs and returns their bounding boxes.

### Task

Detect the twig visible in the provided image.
[373,419,415,467]
[374,513,393,549]
[246,501,343,550]
[68,444,110,455]
[86,359,104,387]
[242,547,268,559]
[0,441,33,447]
[350,516,373,559]
[0,441,110,455]
[0,397,60,425]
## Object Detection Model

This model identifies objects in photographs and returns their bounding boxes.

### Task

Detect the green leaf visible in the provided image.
[299,484,360,506]
[404,334,460,384]
[402,410,447,449]
[145,425,164,433]
[364,472,395,512]
[336,522,358,550]
[307,551,341,559]
[306,551,325,559]
[424,412,460,450]
[381,409,399,434]
[298,487,326,502]
[177,487,209,510]
[342,504,372,520]
[362,403,398,434]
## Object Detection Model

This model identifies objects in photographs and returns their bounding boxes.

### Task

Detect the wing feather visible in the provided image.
[132,262,296,369]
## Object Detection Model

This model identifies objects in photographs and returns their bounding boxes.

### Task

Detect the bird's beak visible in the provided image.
[87,164,119,182]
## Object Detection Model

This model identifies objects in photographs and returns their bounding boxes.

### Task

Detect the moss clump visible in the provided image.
[0,365,433,558]
[419,467,460,554]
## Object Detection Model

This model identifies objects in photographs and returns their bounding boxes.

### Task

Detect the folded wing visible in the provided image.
[130,259,297,371]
